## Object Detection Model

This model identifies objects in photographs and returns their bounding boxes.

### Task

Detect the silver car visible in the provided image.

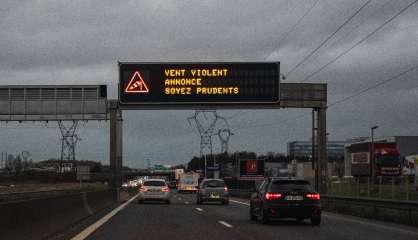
[138,179,171,204]
[196,179,229,204]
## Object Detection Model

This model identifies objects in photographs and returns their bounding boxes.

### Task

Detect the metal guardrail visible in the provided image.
[321,194,418,212]
[321,194,418,226]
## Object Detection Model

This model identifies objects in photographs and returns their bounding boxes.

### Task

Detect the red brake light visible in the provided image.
[265,192,282,200]
[306,193,320,200]
[162,186,169,192]
[140,186,148,192]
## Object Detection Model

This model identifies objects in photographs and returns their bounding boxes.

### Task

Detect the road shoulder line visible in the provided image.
[230,199,250,206]
[71,194,139,240]
[218,220,233,228]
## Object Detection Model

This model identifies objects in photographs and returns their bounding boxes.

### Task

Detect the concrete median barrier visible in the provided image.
[0,189,115,240]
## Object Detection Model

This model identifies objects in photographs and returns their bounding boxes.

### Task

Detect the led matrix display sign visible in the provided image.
[119,62,280,106]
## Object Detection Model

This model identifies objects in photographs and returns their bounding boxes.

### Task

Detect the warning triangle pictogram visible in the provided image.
[125,71,150,93]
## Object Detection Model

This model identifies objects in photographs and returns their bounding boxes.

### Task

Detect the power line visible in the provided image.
[301,0,418,82]
[235,112,308,131]
[285,0,372,77]
[234,65,418,131]
[328,64,418,108]
[230,0,417,129]
[303,0,394,70]
[264,0,321,60]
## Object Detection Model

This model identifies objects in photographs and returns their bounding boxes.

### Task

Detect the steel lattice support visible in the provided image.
[58,121,80,163]
[216,129,233,154]
[188,110,228,177]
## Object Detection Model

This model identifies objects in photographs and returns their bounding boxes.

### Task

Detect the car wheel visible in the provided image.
[222,200,229,205]
[166,200,171,204]
[260,206,270,225]
[310,216,321,226]
[138,199,144,204]
[249,204,257,221]
[197,197,202,204]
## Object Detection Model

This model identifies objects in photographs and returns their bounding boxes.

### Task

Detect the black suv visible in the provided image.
[249,178,321,225]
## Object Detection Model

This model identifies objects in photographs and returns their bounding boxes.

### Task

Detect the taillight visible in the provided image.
[265,192,282,200]
[140,186,148,192]
[224,187,228,192]
[306,193,320,200]
[162,186,169,192]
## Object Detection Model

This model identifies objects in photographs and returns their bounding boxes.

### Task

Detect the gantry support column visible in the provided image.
[317,107,328,194]
[109,100,123,201]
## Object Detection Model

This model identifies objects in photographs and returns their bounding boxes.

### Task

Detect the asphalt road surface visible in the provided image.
[79,192,418,240]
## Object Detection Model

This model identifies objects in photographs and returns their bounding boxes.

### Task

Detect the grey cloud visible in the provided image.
[0,0,417,167]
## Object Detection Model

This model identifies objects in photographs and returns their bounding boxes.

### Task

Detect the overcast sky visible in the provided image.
[0,0,417,168]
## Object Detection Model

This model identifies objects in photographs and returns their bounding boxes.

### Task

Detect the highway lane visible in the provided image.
[81,191,418,240]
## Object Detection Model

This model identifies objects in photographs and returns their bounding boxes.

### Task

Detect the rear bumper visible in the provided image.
[138,192,170,201]
[200,196,229,202]
[178,189,197,193]
[263,203,321,219]
[198,193,229,202]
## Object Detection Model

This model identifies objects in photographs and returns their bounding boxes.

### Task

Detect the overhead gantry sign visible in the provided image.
[119,62,280,108]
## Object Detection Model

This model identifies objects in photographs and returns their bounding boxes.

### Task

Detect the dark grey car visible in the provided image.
[196,179,229,205]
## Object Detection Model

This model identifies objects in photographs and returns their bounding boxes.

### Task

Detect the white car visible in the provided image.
[138,179,171,204]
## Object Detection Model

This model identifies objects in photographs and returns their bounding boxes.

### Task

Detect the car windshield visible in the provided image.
[144,181,166,187]
[269,180,313,192]
[376,155,400,165]
[203,180,225,188]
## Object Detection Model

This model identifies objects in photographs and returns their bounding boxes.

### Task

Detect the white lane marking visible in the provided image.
[218,220,233,228]
[195,207,203,212]
[178,197,182,200]
[71,194,139,240]
[230,199,250,206]
[185,201,189,205]
[323,213,418,236]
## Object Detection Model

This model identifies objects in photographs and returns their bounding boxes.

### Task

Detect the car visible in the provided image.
[138,179,171,204]
[249,177,321,225]
[196,178,229,205]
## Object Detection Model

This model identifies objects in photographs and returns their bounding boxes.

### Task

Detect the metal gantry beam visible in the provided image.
[0,85,108,121]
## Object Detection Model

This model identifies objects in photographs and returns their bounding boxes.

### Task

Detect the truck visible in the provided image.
[177,172,199,193]
[348,142,401,177]
[402,155,417,176]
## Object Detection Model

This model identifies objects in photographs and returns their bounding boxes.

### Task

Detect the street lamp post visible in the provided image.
[371,126,379,182]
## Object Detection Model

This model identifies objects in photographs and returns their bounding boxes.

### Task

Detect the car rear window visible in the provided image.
[203,180,225,188]
[269,180,313,192]
[144,181,166,187]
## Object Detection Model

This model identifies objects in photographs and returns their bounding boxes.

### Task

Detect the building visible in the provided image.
[287,140,346,161]
[344,136,418,176]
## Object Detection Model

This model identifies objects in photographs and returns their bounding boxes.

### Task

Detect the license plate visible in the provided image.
[285,195,303,201]
[210,192,220,198]
[148,189,160,194]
